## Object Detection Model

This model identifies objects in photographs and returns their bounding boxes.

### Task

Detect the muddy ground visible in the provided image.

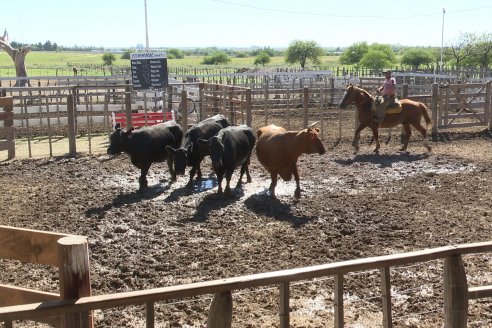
[0,125,492,327]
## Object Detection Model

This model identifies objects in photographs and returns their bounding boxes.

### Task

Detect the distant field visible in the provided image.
[0,51,342,76]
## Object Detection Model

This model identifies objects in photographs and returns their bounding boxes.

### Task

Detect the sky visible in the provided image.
[2,0,491,49]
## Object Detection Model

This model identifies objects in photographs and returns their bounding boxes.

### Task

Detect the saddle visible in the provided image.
[374,96,402,114]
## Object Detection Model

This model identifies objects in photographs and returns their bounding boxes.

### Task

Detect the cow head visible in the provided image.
[198,137,224,169]
[107,125,134,155]
[301,127,326,155]
[166,143,192,175]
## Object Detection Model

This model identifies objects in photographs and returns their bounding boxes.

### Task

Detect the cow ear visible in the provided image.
[314,128,320,133]
[114,123,121,130]
[165,145,176,154]
[197,138,208,147]
[187,143,193,153]
[124,127,135,136]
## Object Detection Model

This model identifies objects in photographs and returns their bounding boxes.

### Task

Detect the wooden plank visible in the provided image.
[468,285,492,299]
[0,284,59,306]
[0,225,71,266]
[0,111,13,120]
[380,267,393,328]
[0,97,13,108]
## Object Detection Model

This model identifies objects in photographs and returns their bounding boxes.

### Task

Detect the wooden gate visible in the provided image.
[435,81,492,129]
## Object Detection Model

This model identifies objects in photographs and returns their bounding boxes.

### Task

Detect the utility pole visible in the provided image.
[144,0,149,51]
[440,7,446,73]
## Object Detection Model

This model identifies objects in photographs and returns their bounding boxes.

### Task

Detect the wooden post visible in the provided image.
[303,87,309,128]
[431,83,439,138]
[125,80,132,130]
[199,83,205,121]
[279,282,290,328]
[443,255,468,328]
[245,88,252,127]
[486,81,491,130]
[0,96,15,160]
[207,291,232,328]
[181,90,188,133]
[286,89,291,131]
[67,94,77,156]
[334,274,344,328]
[57,236,92,328]
[402,84,409,98]
[146,301,154,328]
[330,77,335,106]
[380,267,393,328]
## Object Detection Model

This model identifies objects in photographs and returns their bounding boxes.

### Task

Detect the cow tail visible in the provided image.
[420,103,432,128]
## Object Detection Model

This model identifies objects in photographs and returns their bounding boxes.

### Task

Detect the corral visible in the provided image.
[0,76,492,327]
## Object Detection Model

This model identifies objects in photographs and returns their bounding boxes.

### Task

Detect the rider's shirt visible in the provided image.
[381,77,396,96]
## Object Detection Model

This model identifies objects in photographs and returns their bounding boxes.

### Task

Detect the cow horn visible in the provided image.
[307,121,320,128]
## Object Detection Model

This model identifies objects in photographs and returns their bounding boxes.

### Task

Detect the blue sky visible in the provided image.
[2,0,491,49]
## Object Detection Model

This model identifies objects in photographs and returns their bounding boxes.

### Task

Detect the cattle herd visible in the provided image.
[107,114,325,198]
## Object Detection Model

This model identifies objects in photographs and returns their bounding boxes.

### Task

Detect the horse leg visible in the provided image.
[400,123,412,151]
[412,122,432,152]
[370,126,381,153]
[352,124,365,152]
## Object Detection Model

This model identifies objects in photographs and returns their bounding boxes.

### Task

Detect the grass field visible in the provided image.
[0,51,342,76]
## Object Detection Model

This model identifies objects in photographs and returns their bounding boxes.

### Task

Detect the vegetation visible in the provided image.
[285,40,324,69]
[254,52,271,66]
[202,51,231,65]
[339,42,369,67]
[401,48,434,70]
[102,53,116,66]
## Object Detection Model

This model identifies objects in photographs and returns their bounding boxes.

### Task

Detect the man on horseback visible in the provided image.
[374,70,398,124]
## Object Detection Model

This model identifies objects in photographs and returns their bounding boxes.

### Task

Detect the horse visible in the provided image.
[339,84,432,153]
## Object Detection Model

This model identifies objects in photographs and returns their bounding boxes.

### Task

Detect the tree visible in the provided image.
[285,40,324,69]
[168,48,185,59]
[339,42,369,67]
[0,29,31,87]
[254,52,271,66]
[359,44,396,71]
[446,32,474,67]
[121,49,131,60]
[401,48,434,70]
[102,53,116,66]
[467,33,492,69]
[202,51,230,65]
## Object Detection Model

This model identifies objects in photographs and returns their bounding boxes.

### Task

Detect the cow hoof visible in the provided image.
[294,190,301,199]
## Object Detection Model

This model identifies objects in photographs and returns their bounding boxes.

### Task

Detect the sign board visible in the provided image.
[130,52,168,90]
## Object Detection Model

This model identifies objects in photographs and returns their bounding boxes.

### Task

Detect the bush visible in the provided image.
[202,51,231,65]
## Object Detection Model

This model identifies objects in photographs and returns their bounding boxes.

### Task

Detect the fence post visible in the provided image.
[279,282,290,328]
[245,88,252,127]
[303,87,309,128]
[181,90,188,133]
[57,236,93,328]
[486,81,491,130]
[207,291,232,328]
[380,267,393,328]
[67,94,77,156]
[125,80,132,130]
[0,96,15,160]
[402,84,409,98]
[443,255,468,328]
[431,83,439,138]
[334,274,344,328]
[199,83,205,121]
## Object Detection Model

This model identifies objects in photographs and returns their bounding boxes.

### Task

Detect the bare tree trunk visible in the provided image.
[0,29,31,87]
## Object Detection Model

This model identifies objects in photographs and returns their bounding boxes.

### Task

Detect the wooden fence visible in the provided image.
[0,225,92,328]
[1,77,492,160]
[0,95,14,160]
[1,240,491,327]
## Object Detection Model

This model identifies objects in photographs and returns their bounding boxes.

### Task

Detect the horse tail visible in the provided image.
[419,103,432,128]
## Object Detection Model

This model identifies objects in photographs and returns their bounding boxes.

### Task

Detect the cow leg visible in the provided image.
[139,165,150,191]
[224,170,233,196]
[166,157,176,183]
[293,165,301,199]
[269,172,278,198]
[187,166,197,188]
[236,161,251,188]
[217,173,224,194]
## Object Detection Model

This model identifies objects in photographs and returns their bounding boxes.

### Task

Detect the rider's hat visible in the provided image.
[383,69,392,74]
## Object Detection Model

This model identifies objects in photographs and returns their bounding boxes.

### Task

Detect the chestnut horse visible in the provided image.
[339,85,432,153]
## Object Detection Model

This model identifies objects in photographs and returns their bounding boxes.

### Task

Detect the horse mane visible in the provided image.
[354,85,374,101]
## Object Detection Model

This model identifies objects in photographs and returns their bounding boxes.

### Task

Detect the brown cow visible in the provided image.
[256,124,326,198]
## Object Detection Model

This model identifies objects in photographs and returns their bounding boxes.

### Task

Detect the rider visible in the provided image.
[374,70,397,124]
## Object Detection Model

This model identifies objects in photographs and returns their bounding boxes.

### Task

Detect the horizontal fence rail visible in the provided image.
[1,240,491,327]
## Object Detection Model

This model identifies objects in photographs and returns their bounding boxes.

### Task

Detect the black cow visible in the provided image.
[197,125,256,195]
[166,114,230,187]
[107,122,183,191]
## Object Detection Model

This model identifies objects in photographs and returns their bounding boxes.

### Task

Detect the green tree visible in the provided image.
[168,48,185,59]
[235,51,249,58]
[446,32,475,67]
[254,52,271,66]
[102,53,116,66]
[467,33,492,68]
[285,40,324,69]
[339,42,369,67]
[360,44,396,71]
[202,51,230,65]
[401,48,434,70]
[121,49,131,60]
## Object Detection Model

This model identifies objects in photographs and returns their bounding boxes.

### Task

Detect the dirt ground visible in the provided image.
[0,123,492,327]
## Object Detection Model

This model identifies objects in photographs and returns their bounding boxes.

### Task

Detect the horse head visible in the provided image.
[339,84,373,111]
[339,84,356,109]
